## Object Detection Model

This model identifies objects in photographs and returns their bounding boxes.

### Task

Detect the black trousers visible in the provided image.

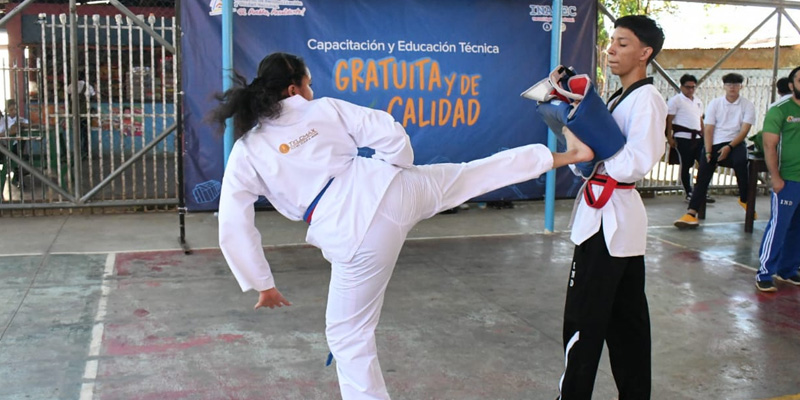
[675,137,703,196]
[80,118,89,157]
[688,142,748,212]
[559,228,651,400]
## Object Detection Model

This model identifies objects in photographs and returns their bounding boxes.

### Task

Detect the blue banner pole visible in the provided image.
[222,0,234,166]
[544,0,563,233]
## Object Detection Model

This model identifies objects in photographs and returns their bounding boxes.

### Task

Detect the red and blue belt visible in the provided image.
[303,178,334,224]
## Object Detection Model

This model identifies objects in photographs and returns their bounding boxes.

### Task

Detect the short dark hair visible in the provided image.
[680,74,697,86]
[789,66,800,85]
[722,73,744,84]
[5,99,16,108]
[614,15,665,64]
[776,77,791,96]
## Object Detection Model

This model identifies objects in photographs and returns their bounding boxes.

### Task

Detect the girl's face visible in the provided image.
[293,69,314,101]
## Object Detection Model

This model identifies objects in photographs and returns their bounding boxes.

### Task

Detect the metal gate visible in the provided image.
[0,0,181,214]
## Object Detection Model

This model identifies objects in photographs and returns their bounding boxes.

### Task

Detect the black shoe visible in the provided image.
[705,195,716,204]
[755,280,777,292]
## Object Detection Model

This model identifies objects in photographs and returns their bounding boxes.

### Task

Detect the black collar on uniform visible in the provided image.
[607,77,654,113]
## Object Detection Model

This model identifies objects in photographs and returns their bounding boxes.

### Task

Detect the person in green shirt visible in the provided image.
[755,65,800,292]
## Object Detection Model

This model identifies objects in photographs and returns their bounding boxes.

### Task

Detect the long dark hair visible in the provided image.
[207,52,308,139]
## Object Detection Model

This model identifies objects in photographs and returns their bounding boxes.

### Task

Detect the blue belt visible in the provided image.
[303,178,334,224]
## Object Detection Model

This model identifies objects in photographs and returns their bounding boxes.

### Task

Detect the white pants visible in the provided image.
[325,144,554,399]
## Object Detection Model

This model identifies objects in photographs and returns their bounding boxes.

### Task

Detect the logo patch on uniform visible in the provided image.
[787,116,800,123]
[281,128,319,154]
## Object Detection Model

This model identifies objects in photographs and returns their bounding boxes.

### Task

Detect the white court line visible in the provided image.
[650,235,758,273]
[79,252,116,400]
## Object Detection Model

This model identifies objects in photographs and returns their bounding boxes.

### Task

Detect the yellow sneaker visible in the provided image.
[674,213,699,229]
[738,200,757,220]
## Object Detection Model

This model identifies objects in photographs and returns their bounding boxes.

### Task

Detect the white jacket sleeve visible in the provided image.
[603,92,667,183]
[218,148,274,292]
[329,98,414,167]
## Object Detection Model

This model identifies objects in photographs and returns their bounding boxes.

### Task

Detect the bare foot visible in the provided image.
[562,126,593,163]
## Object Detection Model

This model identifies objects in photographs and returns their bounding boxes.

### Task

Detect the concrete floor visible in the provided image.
[1,193,799,400]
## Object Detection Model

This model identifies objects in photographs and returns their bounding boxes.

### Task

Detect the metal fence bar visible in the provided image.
[137,14,146,203]
[80,122,175,203]
[108,0,175,54]
[160,17,168,201]
[3,198,177,210]
[149,14,157,203]
[697,9,778,86]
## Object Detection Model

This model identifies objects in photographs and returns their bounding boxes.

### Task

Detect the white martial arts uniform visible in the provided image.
[570,83,667,256]
[666,92,703,140]
[218,94,556,400]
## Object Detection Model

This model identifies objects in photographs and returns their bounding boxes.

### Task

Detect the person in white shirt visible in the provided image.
[768,76,792,109]
[66,71,96,158]
[675,73,756,228]
[0,99,29,136]
[666,74,712,202]
[208,52,594,400]
[556,16,666,400]
[0,99,30,187]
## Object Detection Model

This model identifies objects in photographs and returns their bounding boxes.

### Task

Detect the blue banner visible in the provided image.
[182,0,597,211]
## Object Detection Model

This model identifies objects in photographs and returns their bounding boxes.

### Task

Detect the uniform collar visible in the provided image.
[269,95,311,126]
[282,94,309,109]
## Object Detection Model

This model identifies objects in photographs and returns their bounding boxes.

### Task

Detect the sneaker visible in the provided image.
[755,280,777,292]
[738,200,757,220]
[674,213,699,229]
[705,195,716,204]
[684,195,691,203]
[776,275,800,286]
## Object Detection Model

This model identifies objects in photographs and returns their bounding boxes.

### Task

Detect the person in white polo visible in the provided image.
[675,73,756,228]
[666,74,714,203]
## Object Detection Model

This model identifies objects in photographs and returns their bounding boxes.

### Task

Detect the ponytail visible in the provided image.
[206,52,308,140]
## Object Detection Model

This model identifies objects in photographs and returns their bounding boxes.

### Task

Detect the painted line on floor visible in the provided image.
[651,235,757,273]
[79,252,116,400]
[760,395,800,400]
[649,221,746,230]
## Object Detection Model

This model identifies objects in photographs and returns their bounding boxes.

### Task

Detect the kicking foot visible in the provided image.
[563,126,594,164]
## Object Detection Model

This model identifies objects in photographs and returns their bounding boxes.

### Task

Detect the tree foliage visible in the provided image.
[595,0,678,87]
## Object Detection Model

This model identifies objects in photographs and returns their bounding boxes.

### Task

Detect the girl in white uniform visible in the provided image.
[209,52,594,400]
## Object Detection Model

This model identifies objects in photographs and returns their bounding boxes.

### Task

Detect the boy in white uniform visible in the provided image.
[556,15,667,400]
[666,74,708,202]
[210,52,595,400]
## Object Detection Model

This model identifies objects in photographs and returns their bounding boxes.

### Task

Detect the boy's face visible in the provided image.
[680,81,697,98]
[606,27,651,77]
[723,81,742,98]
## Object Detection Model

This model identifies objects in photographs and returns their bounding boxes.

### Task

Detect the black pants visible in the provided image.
[675,137,702,196]
[688,142,748,212]
[80,118,89,157]
[559,229,651,400]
